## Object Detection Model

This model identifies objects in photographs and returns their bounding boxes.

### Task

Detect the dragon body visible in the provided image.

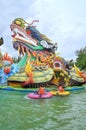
[8,18,85,88]
[9,18,66,87]
[10,18,58,71]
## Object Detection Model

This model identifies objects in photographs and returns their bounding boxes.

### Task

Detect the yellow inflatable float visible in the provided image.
[50,84,70,96]
[50,91,58,95]
[50,90,70,96]
[57,91,70,96]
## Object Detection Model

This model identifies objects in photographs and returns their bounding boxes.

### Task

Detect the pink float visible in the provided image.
[27,92,53,99]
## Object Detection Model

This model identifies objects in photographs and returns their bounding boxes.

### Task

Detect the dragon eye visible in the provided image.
[14,20,21,26]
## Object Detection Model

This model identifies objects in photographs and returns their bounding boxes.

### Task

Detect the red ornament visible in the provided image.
[26,30,31,35]
[4,67,11,74]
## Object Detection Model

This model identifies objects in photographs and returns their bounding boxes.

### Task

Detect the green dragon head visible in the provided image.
[10,18,58,55]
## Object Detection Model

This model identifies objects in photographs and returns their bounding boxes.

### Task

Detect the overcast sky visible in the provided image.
[0,0,86,60]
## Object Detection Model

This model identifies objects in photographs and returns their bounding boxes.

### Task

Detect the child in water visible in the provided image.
[38,86,45,95]
[57,84,64,92]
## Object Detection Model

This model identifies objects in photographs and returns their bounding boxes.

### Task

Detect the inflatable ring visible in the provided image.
[50,91,58,95]
[57,91,70,96]
[27,92,53,99]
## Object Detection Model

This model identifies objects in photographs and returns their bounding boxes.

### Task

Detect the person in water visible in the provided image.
[57,84,64,92]
[38,86,45,95]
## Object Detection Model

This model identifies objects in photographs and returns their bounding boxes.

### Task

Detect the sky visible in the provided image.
[0,0,86,60]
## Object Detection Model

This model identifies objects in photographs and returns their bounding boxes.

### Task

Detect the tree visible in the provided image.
[75,46,86,70]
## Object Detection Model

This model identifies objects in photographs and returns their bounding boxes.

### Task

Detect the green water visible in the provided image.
[0,87,86,130]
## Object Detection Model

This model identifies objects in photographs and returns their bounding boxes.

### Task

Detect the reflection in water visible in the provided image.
[0,88,86,130]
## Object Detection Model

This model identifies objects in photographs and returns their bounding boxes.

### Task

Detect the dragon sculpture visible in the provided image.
[8,18,69,87]
[8,18,85,88]
[0,17,84,88]
[0,19,85,87]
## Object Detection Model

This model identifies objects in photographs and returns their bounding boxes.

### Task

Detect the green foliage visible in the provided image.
[75,46,86,70]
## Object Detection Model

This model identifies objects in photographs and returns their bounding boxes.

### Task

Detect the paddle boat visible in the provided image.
[27,92,53,99]
[57,91,70,96]
[50,84,70,96]
[26,86,53,99]
[50,90,70,96]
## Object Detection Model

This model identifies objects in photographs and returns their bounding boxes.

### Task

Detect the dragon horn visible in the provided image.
[24,19,39,26]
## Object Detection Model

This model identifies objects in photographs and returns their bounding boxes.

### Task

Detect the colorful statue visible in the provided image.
[8,18,59,87]
[7,18,85,88]
[0,52,19,85]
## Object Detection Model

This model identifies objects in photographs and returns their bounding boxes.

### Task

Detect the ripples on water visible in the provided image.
[0,87,86,130]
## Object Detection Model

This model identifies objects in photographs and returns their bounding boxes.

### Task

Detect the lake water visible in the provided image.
[0,85,86,130]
